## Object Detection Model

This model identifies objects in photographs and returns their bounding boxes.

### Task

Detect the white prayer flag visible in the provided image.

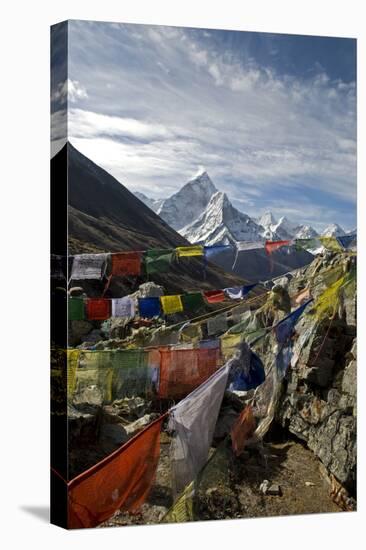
[111,296,135,318]
[70,254,108,280]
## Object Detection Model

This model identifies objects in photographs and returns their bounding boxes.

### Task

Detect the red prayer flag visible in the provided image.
[231,405,256,456]
[86,298,111,320]
[204,290,225,303]
[265,240,291,255]
[111,252,142,276]
[68,414,166,528]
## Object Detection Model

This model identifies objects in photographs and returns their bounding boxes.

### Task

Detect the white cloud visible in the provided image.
[51,79,88,104]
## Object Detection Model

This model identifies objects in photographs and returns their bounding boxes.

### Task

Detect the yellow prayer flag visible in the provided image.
[160,295,184,315]
[319,237,343,252]
[163,482,195,523]
[176,245,204,258]
[67,349,80,398]
[220,332,243,360]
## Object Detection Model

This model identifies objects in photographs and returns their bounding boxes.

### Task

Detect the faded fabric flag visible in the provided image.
[231,405,256,457]
[70,254,108,280]
[207,314,228,336]
[68,414,165,528]
[68,297,85,321]
[138,297,161,318]
[145,249,174,275]
[111,251,142,276]
[160,295,183,315]
[111,296,135,318]
[275,299,313,344]
[86,298,111,320]
[265,240,292,255]
[169,363,231,496]
[176,245,204,258]
[204,289,225,303]
[227,342,265,391]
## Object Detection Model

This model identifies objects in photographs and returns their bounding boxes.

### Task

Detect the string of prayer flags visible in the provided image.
[207,313,228,336]
[68,297,85,321]
[274,299,313,344]
[231,405,256,457]
[181,292,206,312]
[168,363,230,497]
[68,414,166,528]
[70,253,108,280]
[158,346,221,400]
[86,298,111,320]
[227,341,265,391]
[111,251,142,277]
[160,295,184,315]
[319,236,343,252]
[265,240,292,255]
[145,249,174,275]
[204,289,225,303]
[111,296,135,318]
[336,234,357,250]
[176,245,204,258]
[138,296,161,318]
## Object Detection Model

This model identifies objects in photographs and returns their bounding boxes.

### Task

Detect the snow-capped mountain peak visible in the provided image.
[293,225,319,239]
[258,211,277,228]
[322,223,346,237]
[135,191,163,213]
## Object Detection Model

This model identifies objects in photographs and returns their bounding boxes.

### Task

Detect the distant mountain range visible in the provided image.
[135,171,349,245]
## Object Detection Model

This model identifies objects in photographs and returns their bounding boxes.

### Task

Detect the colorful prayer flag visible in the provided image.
[336,234,357,250]
[265,240,292,255]
[181,292,206,312]
[319,237,343,252]
[204,244,232,259]
[111,296,135,318]
[207,313,228,336]
[224,283,257,300]
[68,297,85,321]
[67,349,80,398]
[70,254,108,280]
[275,299,313,344]
[111,251,142,276]
[169,363,230,496]
[138,297,161,318]
[204,289,225,303]
[176,245,204,258]
[163,482,195,523]
[295,238,321,251]
[227,342,265,391]
[231,405,256,456]
[145,249,174,275]
[86,298,111,320]
[160,295,184,315]
[68,415,165,528]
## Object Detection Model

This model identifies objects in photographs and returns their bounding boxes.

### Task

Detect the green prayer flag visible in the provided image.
[295,238,320,251]
[68,297,85,320]
[181,292,205,312]
[145,249,174,275]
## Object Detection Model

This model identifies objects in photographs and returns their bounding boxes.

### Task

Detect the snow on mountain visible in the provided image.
[180,191,263,246]
[322,223,346,237]
[155,171,217,230]
[258,211,277,228]
[135,192,163,212]
[293,225,319,239]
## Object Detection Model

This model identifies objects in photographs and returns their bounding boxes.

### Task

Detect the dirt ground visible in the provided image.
[100,434,341,528]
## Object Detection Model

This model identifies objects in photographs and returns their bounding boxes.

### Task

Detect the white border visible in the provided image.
[0,1,364,549]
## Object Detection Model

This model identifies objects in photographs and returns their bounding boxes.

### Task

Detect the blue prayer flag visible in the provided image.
[138,297,161,318]
[275,299,313,344]
[228,343,265,391]
[204,244,233,259]
[336,234,357,250]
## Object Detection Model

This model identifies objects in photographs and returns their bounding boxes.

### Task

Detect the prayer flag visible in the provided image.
[111,252,142,276]
[336,234,357,250]
[236,241,263,251]
[204,244,232,259]
[160,295,184,315]
[231,405,256,457]
[144,249,174,275]
[111,296,135,318]
[207,313,228,336]
[295,238,321,251]
[220,333,243,360]
[204,289,225,303]
[68,297,85,321]
[319,237,343,252]
[224,283,257,300]
[275,299,313,344]
[163,482,195,523]
[227,342,265,391]
[86,298,111,320]
[176,245,204,258]
[169,363,230,496]
[67,349,80,398]
[70,254,108,280]
[181,292,206,312]
[138,297,161,318]
[265,240,292,255]
[276,343,293,378]
[68,415,165,528]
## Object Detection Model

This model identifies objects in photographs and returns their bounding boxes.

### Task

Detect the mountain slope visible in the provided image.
[156,171,217,230]
[322,223,346,237]
[55,142,245,293]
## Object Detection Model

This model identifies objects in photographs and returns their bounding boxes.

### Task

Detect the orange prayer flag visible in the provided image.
[204,290,225,303]
[86,298,111,320]
[231,405,256,456]
[265,240,291,255]
[111,252,142,276]
[68,414,166,529]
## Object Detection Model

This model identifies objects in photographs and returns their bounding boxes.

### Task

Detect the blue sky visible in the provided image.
[51,20,356,231]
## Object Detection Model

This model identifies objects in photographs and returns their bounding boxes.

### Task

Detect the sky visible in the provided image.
[51,20,357,232]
